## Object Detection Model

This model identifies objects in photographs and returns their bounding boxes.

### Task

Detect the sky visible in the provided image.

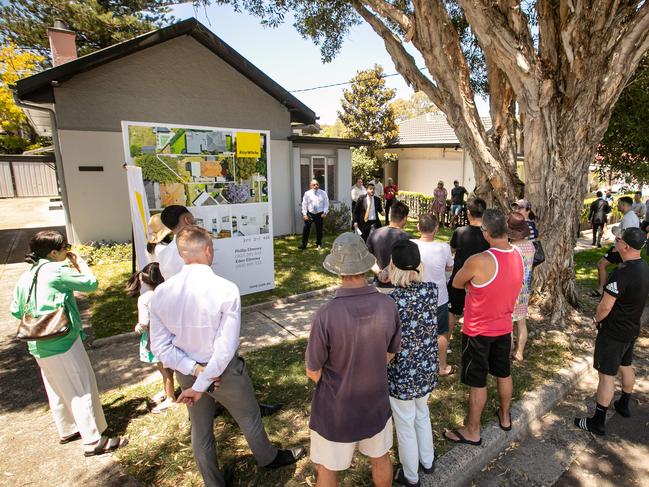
[170,3,489,125]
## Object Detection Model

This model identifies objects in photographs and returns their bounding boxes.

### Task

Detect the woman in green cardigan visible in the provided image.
[10,230,126,456]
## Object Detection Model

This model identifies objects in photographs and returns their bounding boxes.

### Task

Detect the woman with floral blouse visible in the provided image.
[388,239,439,487]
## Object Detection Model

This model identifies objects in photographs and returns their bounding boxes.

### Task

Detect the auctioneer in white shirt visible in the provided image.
[301,188,329,215]
[150,264,241,392]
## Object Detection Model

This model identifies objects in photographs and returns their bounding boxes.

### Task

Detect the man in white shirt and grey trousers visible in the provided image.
[150,226,305,486]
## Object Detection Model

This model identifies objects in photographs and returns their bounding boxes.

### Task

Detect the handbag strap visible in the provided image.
[25,262,51,311]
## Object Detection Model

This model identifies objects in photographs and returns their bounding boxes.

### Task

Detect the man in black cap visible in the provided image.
[575,227,649,435]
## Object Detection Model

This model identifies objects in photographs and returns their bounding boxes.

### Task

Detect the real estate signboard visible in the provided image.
[121,121,274,295]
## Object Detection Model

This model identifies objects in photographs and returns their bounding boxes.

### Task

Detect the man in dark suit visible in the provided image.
[589,191,611,247]
[353,183,384,241]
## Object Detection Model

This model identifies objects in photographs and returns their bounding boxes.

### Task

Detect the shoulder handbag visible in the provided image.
[16,262,70,341]
[532,240,546,267]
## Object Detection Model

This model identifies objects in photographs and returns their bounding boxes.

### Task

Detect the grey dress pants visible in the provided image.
[176,355,278,487]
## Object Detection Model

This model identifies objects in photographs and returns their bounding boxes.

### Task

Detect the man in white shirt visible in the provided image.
[369,175,384,200]
[350,178,366,213]
[300,179,329,250]
[156,205,282,417]
[413,214,455,377]
[632,191,645,220]
[150,226,305,486]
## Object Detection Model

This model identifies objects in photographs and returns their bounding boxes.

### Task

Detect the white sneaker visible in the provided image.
[152,398,177,414]
[151,391,166,405]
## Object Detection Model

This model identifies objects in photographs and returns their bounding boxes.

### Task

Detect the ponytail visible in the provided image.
[125,262,164,297]
[125,270,143,297]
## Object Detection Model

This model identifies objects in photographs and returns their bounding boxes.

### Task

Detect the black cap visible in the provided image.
[621,227,647,250]
[160,205,189,230]
[391,239,421,271]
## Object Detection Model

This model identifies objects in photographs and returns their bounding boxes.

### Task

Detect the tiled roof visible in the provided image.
[393,112,492,147]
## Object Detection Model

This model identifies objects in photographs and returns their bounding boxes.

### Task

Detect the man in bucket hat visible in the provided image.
[306,232,401,487]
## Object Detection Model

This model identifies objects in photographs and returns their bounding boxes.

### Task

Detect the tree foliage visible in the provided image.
[351,146,381,183]
[390,91,437,122]
[338,64,398,148]
[134,154,180,183]
[0,44,43,132]
[595,54,649,186]
[318,118,346,138]
[0,0,174,61]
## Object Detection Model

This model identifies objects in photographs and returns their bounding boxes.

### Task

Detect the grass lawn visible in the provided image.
[87,222,452,338]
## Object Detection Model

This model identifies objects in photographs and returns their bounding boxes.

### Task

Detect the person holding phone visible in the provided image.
[10,230,127,456]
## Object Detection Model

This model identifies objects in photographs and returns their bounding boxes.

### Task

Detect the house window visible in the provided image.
[300,156,335,200]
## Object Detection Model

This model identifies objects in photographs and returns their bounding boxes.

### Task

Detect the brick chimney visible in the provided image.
[47,20,77,66]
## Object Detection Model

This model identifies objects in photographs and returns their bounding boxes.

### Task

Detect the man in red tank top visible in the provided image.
[443,209,524,446]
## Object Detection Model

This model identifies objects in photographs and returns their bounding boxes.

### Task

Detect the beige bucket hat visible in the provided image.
[148,213,172,244]
[323,232,376,276]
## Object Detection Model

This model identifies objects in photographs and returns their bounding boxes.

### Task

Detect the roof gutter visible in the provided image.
[13,93,76,243]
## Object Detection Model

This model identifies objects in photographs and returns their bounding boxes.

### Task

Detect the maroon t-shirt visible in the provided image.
[306,286,401,442]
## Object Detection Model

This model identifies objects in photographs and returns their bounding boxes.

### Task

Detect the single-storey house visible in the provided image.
[379,112,491,194]
[16,18,369,243]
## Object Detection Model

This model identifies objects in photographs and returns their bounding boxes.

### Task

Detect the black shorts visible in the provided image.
[593,333,635,376]
[461,333,512,388]
[603,246,623,264]
[447,284,466,316]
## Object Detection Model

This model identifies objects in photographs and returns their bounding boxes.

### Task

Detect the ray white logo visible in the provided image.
[606,282,619,295]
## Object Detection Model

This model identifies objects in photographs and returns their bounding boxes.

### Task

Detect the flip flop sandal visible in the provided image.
[84,436,128,457]
[59,432,81,444]
[443,428,482,446]
[495,408,512,431]
[439,364,458,377]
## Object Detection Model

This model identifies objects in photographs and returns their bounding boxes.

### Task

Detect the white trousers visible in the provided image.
[35,338,107,445]
[389,394,435,483]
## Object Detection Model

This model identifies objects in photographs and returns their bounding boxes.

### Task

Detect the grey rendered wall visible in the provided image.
[269,140,292,236]
[54,36,291,139]
[58,130,131,242]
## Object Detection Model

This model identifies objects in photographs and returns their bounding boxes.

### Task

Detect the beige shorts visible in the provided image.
[310,418,393,471]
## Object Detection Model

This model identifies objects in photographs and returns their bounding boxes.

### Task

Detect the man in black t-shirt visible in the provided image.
[575,227,649,436]
[447,198,489,339]
[587,191,611,247]
[367,201,411,292]
[450,180,468,227]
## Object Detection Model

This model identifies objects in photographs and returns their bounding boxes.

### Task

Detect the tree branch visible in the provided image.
[361,0,413,34]
[354,1,443,108]
[458,0,539,103]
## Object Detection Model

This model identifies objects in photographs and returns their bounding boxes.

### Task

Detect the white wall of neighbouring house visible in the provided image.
[51,35,301,243]
[394,147,476,195]
[336,148,352,209]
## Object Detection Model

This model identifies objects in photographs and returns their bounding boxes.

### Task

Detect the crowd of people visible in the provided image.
[9,187,649,487]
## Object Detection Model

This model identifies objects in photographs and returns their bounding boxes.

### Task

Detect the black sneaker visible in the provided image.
[264,446,306,470]
[613,399,631,418]
[259,402,283,417]
[574,417,605,436]
[393,465,420,486]
[419,461,435,475]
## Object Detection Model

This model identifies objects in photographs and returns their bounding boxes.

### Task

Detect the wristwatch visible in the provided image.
[191,363,199,376]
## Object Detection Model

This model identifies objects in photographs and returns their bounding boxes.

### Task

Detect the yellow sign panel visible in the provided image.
[236,132,261,158]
